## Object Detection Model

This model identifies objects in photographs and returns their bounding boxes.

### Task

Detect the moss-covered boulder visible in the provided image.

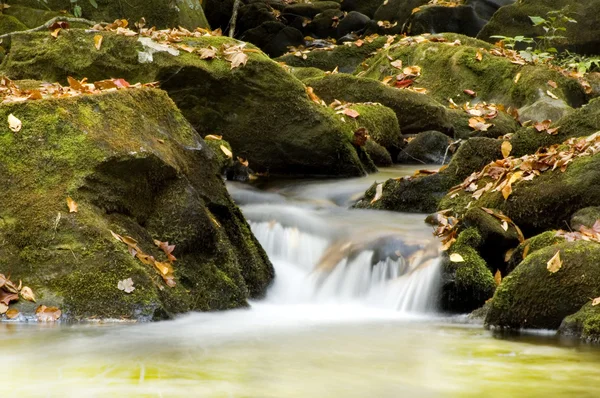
[440,228,497,313]
[305,73,453,135]
[11,0,209,30]
[1,30,372,177]
[0,14,27,35]
[449,108,520,140]
[277,36,389,73]
[0,87,274,320]
[341,0,384,18]
[570,207,600,231]
[344,102,402,155]
[3,5,65,29]
[506,230,563,274]
[372,0,429,34]
[478,0,600,55]
[365,140,393,166]
[356,34,586,109]
[405,5,487,38]
[486,241,600,330]
[356,137,502,212]
[397,130,451,164]
[559,302,600,343]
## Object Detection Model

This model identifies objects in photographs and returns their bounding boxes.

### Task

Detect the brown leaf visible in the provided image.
[66,196,78,213]
[547,80,557,89]
[0,290,18,305]
[94,35,103,50]
[463,89,477,97]
[494,269,502,285]
[220,145,233,158]
[8,114,21,133]
[522,243,530,260]
[6,308,19,319]
[67,76,84,91]
[198,47,217,60]
[0,303,7,315]
[227,51,248,69]
[547,250,562,273]
[390,60,403,69]
[475,51,483,62]
[35,305,62,322]
[20,286,36,303]
[342,108,360,118]
[501,141,512,159]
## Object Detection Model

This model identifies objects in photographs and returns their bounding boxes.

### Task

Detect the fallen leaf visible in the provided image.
[475,51,483,62]
[51,28,61,38]
[67,76,84,91]
[94,34,103,50]
[20,286,36,302]
[0,303,6,314]
[66,197,78,213]
[514,72,521,84]
[390,60,403,69]
[342,108,360,118]
[449,253,465,262]
[522,243,530,260]
[220,145,233,158]
[6,308,19,319]
[548,80,557,89]
[0,290,18,305]
[501,220,509,231]
[547,250,562,273]
[227,51,248,69]
[494,269,502,285]
[117,278,135,293]
[204,134,223,140]
[371,183,383,204]
[198,46,217,60]
[35,305,62,322]
[546,90,559,100]
[501,141,512,158]
[154,239,177,263]
[464,89,477,97]
[593,297,600,306]
[8,114,21,132]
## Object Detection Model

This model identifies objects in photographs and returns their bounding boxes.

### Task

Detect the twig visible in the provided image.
[228,0,242,38]
[0,16,99,41]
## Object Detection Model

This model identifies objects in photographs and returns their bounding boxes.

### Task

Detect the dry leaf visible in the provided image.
[501,220,509,231]
[592,297,600,306]
[494,269,502,285]
[198,46,217,60]
[546,90,559,100]
[204,134,223,140]
[117,278,135,293]
[220,145,233,158]
[548,80,557,89]
[35,305,61,322]
[0,290,18,305]
[227,51,248,69]
[391,60,403,69]
[94,35,103,50]
[501,141,512,159]
[449,253,465,262]
[0,303,6,314]
[6,308,19,319]
[370,183,383,204]
[342,108,360,118]
[20,286,36,302]
[66,197,78,213]
[547,250,562,273]
[522,243,530,260]
[475,51,483,62]
[464,89,477,97]
[514,72,521,84]
[8,114,21,132]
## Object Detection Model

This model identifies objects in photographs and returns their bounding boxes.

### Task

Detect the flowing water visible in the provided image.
[4,166,600,397]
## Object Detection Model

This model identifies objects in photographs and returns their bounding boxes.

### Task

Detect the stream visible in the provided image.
[4,166,600,397]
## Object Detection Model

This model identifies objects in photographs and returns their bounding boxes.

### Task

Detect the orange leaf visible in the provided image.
[94,35,103,50]
[342,108,360,118]
[66,196,78,213]
[35,305,62,322]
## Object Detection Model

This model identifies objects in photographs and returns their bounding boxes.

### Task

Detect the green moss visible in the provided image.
[4,5,64,29]
[0,14,27,34]
[346,103,402,150]
[356,34,586,108]
[487,240,600,330]
[506,230,564,274]
[560,302,600,343]
[290,67,327,82]
[441,228,496,313]
[364,140,393,167]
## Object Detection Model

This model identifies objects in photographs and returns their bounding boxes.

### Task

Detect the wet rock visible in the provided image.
[570,207,600,231]
[397,131,452,164]
[559,302,600,343]
[518,96,573,124]
[365,140,393,167]
[486,241,600,330]
[478,0,600,55]
[3,31,372,177]
[242,21,304,57]
[372,0,429,34]
[336,11,371,38]
[406,5,487,37]
[0,87,274,320]
[440,228,497,313]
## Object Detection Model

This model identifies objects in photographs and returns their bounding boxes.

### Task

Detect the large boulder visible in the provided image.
[397,130,451,164]
[305,74,453,135]
[486,241,600,330]
[357,33,587,110]
[0,85,274,320]
[1,31,372,177]
[559,302,600,343]
[11,0,210,30]
[478,0,600,55]
[372,0,429,34]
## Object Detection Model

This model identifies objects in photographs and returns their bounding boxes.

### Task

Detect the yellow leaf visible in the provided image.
[204,134,223,140]
[547,250,562,273]
[501,181,512,200]
[66,196,78,213]
[6,308,19,319]
[94,34,103,50]
[475,51,483,62]
[449,253,465,262]
[370,183,383,204]
[546,90,559,100]
[513,72,521,84]
[220,145,233,158]
[390,60,403,69]
[494,269,502,285]
[501,141,512,158]
[20,286,36,303]
[592,297,600,306]
[8,114,21,132]
[522,243,530,260]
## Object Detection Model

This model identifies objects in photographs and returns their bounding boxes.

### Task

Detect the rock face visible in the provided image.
[486,241,600,330]
[2,31,372,177]
[478,0,600,55]
[11,0,210,30]
[0,87,274,320]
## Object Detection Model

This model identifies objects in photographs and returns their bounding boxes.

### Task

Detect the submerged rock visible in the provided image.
[0,87,274,320]
[2,31,372,177]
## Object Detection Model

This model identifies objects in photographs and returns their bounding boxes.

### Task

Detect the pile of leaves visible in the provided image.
[109,230,177,288]
[0,274,60,321]
[556,220,600,243]
[448,99,511,132]
[381,62,428,94]
[449,131,600,202]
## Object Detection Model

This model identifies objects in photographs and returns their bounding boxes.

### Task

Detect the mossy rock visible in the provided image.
[486,241,600,330]
[357,137,502,212]
[440,150,600,236]
[4,5,65,29]
[277,36,389,73]
[341,0,383,18]
[305,73,453,135]
[511,98,600,157]
[203,138,234,174]
[289,66,327,81]
[0,87,274,320]
[440,228,497,313]
[356,33,586,109]
[570,207,600,230]
[405,5,487,38]
[478,0,600,55]
[449,108,520,140]
[397,130,451,164]
[1,30,371,177]
[506,230,564,274]
[365,140,393,166]
[345,102,402,154]
[0,14,27,35]
[559,302,600,343]
[10,0,209,30]
[283,2,341,18]
[372,0,429,34]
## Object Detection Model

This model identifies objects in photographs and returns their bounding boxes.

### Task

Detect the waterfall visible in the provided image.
[250,219,441,313]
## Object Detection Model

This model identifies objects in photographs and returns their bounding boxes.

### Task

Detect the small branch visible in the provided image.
[228,0,242,38]
[0,16,99,41]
